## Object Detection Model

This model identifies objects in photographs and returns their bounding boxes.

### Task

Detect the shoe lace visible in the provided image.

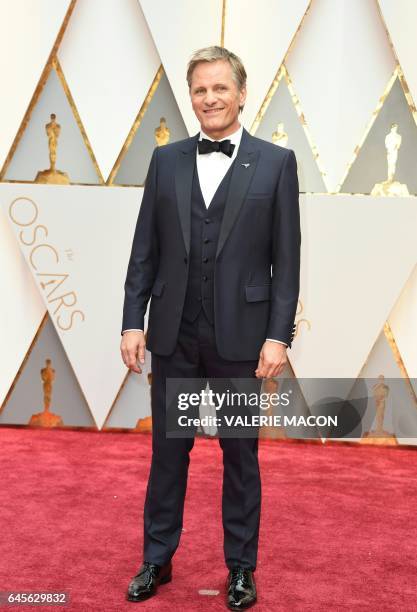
[230,567,248,588]
[137,562,158,578]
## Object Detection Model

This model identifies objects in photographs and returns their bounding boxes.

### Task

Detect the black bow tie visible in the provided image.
[198,138,235,158]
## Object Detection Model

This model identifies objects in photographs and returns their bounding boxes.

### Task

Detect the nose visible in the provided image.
[204,89,217,106]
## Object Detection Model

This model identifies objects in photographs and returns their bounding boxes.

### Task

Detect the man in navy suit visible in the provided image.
[121,46,300,609]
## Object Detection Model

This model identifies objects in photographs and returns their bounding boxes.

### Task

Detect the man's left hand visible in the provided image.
[255,341,287,379]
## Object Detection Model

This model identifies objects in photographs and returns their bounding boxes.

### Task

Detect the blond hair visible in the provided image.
[187,46,247,111]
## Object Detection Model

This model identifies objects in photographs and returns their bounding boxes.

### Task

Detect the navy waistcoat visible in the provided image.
[182,158,235,324]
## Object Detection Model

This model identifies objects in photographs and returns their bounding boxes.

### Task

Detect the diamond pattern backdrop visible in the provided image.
[0,0,416,443]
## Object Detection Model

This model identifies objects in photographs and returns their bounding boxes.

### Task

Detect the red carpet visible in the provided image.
[0,427,416,611]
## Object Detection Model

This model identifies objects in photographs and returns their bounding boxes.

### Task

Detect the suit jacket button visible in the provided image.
[202,257,208,263]
[202,275,208,281]
[204,218,211,224]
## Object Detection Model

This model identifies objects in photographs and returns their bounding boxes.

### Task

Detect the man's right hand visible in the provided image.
[120,331,146,374]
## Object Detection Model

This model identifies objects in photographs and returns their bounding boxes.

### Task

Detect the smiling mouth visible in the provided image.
[204,108,224,114]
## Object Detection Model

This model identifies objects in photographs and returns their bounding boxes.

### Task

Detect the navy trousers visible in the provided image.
[143,310,262,571]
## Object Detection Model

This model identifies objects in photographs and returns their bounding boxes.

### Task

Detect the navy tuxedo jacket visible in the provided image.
[122,127,301,361]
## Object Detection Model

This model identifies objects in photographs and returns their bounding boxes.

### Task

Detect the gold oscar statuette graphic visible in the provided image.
[259,378,286,440]
[371,124,409,196]
[35,113,70,184]
[294,299,311,338]
[361,375,397,446]
[271,122,288,148]
[154,117,170,146]
[29,358,64,427]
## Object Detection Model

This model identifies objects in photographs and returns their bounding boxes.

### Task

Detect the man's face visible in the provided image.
[189,60,246,138]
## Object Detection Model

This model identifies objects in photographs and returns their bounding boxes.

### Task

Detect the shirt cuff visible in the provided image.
[122,329,143,334]
[266,338,288,347]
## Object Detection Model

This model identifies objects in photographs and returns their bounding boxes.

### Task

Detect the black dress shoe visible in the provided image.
[126,561,172,602]
[226,567,257,610]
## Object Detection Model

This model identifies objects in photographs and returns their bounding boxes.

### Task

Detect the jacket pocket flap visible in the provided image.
[151,279,166,297]
[245,284,271,302]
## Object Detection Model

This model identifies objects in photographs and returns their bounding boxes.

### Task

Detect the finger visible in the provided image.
[126,352,141,374]
[272,360,286,378]
[126,349,139,368]
[255,362,266,378]
[270,365,281,378]
[121,342,133,359]
[264,362,277,379]
[138,342,146,364]
[255,353,265,377]
[268,361,282,378]
[126,346,137,360]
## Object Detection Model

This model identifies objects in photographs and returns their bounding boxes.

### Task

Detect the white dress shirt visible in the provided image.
[197,124,242,207]
[122,123,287,347]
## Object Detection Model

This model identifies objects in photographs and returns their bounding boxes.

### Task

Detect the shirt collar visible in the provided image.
[199,124,243,147]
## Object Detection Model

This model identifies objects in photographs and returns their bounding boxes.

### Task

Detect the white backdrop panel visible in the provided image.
[388,264,417,390]
[0,0,71,170]
[286,0,395,192]
[58,0,160,180]
[0,199,46,407]
[139,0,223,135]
[225,0,309,129]
[291,194,417,379]
[379,0,417,111]
[2,183,144,429]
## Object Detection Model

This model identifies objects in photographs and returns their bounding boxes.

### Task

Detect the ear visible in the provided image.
[238,86,247,113]
[239,85,247,107]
